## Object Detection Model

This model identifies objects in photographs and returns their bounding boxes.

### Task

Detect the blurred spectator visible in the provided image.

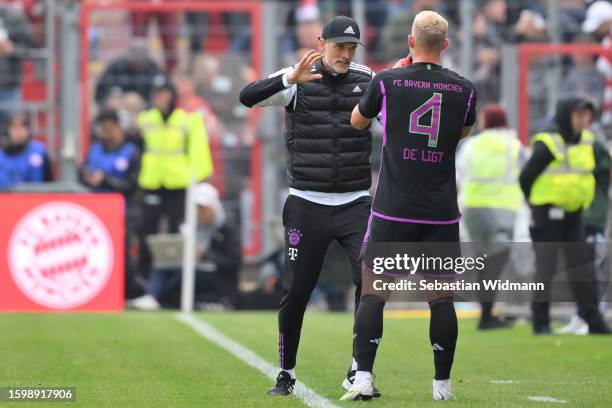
[281,1,321,60]
[457,105,525,329]
[335,0,388,59]
[185,11,206,56]
[79,109,140,199]
[0,4,34,127]
[94,40,163,106]
[192,53,254,143]
[563,34,606,107]
[514,9,547,42]
[472,12,502,105]
[292,4,323,63]
[558,123,611,334]
[519,97,609,334]
[129,183,240,310]
[559,0,588,42]
[0,112,51,190]
[80,109,142,299]
[379,0,442,63]
[583,0,612,130]
[515,10,550,128]
[174,71,223,141]
[129,0,178,73]
[481,0,512,45]
[193,183,241,306]
[136,76,214,283]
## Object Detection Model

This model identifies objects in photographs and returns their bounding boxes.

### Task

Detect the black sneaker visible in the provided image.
[343,369,381,398]
[588,319,611,334]
[268,371,295,396]
[478,316,514,330]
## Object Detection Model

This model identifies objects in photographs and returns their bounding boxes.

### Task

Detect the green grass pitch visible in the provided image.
[0,311,610,407]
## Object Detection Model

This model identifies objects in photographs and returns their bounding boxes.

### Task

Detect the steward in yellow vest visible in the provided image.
[137,77,214,283]
[518,97,609,335]
[461,128,523,212]
[458,104,522,330]
[138,85,213,190]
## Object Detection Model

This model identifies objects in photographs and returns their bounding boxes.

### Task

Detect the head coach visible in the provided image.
[240,16,379,397]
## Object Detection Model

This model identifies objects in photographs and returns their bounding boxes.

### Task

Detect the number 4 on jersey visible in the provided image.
[409,93,443,148]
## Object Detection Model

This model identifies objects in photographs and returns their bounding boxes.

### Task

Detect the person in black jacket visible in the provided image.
[519,97,610,335]
[240,16,377,397]
[193,183,242,306]
[0,5,34,129]
[94,41,163,106]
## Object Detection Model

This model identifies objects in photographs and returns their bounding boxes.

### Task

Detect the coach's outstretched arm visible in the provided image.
[351,72,382,130]
[239,50,322,108]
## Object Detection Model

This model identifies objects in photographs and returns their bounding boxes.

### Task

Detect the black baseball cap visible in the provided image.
[321,16,363,45]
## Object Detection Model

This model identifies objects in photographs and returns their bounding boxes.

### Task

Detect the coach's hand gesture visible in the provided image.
[287,50,323,84]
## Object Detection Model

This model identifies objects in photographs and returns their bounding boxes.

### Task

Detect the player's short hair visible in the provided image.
[411,11,448,52]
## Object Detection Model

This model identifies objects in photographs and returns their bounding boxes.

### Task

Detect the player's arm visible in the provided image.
[351,105,372,130]
[351,74,383,130]
[239,50,322,108]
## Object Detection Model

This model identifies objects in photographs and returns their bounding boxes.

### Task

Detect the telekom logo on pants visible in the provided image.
[8,202,114,309]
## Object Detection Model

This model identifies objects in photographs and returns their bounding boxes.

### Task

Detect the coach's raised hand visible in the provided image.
[286,50,323,84]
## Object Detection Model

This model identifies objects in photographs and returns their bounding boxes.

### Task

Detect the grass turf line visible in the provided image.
[201,311,612,408]
[0,312,302,408]
[1,311,611,407]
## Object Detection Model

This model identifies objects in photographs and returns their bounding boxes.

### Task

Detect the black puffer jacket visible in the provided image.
[285,61,373,192]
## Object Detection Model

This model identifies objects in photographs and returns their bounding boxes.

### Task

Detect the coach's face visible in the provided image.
[318,38,357,74]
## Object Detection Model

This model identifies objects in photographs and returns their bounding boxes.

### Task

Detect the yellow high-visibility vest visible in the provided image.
[138,107,214,190]
[528,131,595,212]
[462,129,523,211]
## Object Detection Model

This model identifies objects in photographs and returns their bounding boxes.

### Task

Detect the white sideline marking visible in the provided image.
[528,396,567,404]
[176,313,340,408]
[490,380,520,384]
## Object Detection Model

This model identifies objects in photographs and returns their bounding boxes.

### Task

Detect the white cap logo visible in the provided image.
[114,157,129,172]
[29,153,43,167]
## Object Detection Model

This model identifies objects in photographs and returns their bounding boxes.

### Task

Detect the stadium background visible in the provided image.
[0,0,611,407]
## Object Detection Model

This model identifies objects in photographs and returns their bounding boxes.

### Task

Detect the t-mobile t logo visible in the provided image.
[288,247,299,260]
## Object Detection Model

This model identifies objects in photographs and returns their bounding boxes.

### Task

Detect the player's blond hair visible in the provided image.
[411,11,448,51]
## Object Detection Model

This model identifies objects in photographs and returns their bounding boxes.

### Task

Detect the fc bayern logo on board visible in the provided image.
[8,202,114,309]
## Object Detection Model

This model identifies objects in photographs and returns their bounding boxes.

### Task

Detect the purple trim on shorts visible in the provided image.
[463,90,474,125]
[380,80,387,146]
[371,210,462,225]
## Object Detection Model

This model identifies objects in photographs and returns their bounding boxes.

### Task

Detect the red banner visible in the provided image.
[0,194,124,311]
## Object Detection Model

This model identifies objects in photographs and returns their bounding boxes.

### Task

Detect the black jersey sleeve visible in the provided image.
[358,73,384,119]
[239,66,297,108]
